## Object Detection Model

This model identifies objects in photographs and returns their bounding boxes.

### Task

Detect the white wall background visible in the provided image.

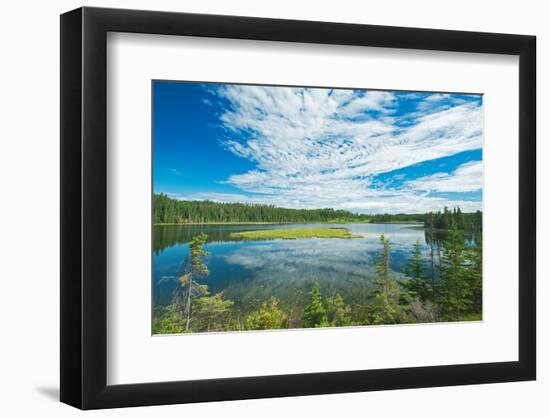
[0,0,545,415]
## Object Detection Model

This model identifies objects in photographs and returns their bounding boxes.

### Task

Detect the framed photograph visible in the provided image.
[60,7,536,409]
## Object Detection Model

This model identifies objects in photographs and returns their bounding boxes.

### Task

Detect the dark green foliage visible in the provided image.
[467,234,483,311]
[302,282,327,327]
[325,293,352,327]
[154,193,367,224]
[302,282,352,328]
[424,207,482,232]
[369,235,403,324]
[155,194,482,229]
[400,239,431,302]
[438,229,475,321]
[369,213,425,223]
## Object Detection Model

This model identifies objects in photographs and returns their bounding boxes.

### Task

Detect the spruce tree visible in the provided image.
[329,293,352,327]
[302,282,328,327]
[181,233,210,330]
[439,229,472,321]
[401,239,430,301]
[370,235,401,324]
[466,233,483,314]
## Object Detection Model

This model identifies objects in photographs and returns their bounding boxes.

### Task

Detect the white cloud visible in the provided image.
[171,189,481,215]
[406,160,483,192]
[339,90,396,116]
[187,86,483,213]
[414,93,468,112]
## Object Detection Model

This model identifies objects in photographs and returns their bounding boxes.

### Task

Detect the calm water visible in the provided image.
[153,223,435,313]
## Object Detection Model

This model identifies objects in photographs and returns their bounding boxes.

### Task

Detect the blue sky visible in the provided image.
[153,81,482,214]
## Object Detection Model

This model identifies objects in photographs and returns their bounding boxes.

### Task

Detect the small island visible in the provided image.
[229,227,362,240]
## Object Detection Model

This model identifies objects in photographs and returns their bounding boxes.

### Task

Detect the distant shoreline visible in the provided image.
[154,222,294,226]
[153,220,424,226]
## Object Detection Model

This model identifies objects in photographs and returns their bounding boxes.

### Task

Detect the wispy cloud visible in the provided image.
[406,160,483,193]
[177,86,483,213]
[172,189,482,214]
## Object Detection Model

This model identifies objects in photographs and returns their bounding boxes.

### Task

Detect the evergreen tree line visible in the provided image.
[368,213,425,223]
[153,228,483,334]
[154,193,364,224]
[424,206,482,231]
[154,194,482,226]
[367,231,482,324]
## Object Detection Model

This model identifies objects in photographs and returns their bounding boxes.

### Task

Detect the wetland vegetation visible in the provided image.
[153,196,482,334]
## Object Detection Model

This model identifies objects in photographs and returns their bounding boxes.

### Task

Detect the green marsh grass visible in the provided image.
[229,227,362,240]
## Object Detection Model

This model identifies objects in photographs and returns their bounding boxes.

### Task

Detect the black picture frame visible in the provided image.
[60,6,536,410]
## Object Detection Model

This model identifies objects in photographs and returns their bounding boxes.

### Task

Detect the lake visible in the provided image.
[153,223,435,315]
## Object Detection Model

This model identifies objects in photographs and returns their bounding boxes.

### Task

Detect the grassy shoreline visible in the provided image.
[229,228,363,240]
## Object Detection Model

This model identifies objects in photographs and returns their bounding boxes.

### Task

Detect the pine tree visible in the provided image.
[370,235,402,324]
[439,229,472,321]
[180,233,210,330]
[328,293,352,327]
[302,282,328,327]
[455,206,464,229]
[401,239,430,301]
[466,233,483,313]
